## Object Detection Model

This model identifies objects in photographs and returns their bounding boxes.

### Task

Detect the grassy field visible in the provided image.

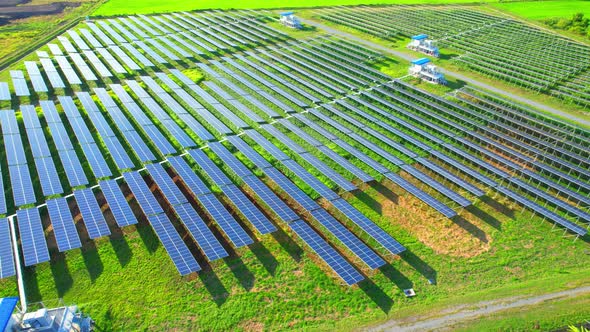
[1,179,589,331]
[0,0,102,69]
[492,0,590,20]
[92,0,497,16]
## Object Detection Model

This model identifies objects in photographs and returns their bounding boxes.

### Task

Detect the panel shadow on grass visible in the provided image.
[249,240,279,276]
[223,247,255,291]
[358,279,394,314]
[50,253,74,297]
[199,269,229,307]
[451,215,489,244]
[136,219,160,254]
[81,241,103,283]
[466,204,502,230]
[401,250,437,284]
[272,225,304,263]
[380,264,413,292]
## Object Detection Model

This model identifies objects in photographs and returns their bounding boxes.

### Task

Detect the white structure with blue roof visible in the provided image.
[279,12,302,29]
[407,34,440,57]
[409,58,447,85]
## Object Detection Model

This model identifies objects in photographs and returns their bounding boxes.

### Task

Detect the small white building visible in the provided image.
[279,12,302,29]
[409,58,447,85]
[407,34,439,57]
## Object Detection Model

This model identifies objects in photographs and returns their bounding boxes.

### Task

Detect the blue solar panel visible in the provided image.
[330,198,406,255]
[102,136,135,170]
[208,142,252,178]
[263,167,318,212]
[147,213,201,276]
[9,164,36,207]
[385,173,457,218]
[0,219,16,279]
[58,149,89,187]
[4,134,27,166]
[143,124,176,155]
[173,202,228,261]
[123,171,163,217]
[187,149,233,187]
[246,130,290,162]
[226,135,272,170]
[99,179,138,227]
[47,198,81,252]
[289,219,364,285]
[222,184,276,235]
[197,193,253,247]
[146,163,188,206]
[417,158,485,197]
[0,110,20,135]
[310,208,385,269]
[299,153,357,192]
[401,165,471,208]
[74,188,110,239]
[281,159,340,201]
[167,156,211,197]
[80,143,112,179]
[241,176,300,223]
[26,128,51,158]
[35,157,63,196]
[17,208,50,266]
[0,167,6,214]
[123,130,157,163]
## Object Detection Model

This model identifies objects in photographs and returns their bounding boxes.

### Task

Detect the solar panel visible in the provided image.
[121,43,154,67]
[109,45,141,70]
[9,164,36,207]
[241,175,299,223]
[401,165,471,208]
[58,149,89,187]
[3,133,27,166]
[47,198,81,252]
[289,219,364,285]
[70,53,98,81]
[136,40,168,64]
[99,179,138,227]
[205,144,249,179]
[281,159,340,201]
[310,208,385,269]
[496,186,587,236]
[222,184,276,234]
[246,130,290,161]
[173,202,228,261]
[187,149,233,187]
[261,124,306,154]
[316,145,374,183]
[80,143,112,179]
[0,219,16,279]
[197,193,253,247]
[226,135,272,170]
[147,213,201,276]
[263,167,319,212]
[24,62,48,93]
[123,171,163,217]
[96,48,127,74]
[54,56,82,85]
[67,30,90,50]
[0,166,6,214]
[299,153,357,192]
[146,163,188,206]
[0,82,10,100]
[35,157,63,196]
[417,158,485,197]
[167,156,211,197]
[143,124,176,155]
[10,71,30,97]
[123,129,157,162]
[48,43,63,56]
[74,188,110,239]
[385,173,457,218]
[17,208,50,266]
[430,150,497,188]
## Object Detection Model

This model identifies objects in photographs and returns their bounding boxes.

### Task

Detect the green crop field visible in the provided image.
[492,0,590,20]
[92,0,497,16]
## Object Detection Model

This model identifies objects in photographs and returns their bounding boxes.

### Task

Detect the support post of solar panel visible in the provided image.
[8,215,27,313]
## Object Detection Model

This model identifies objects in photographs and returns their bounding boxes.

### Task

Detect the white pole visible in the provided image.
[8,216,27,313]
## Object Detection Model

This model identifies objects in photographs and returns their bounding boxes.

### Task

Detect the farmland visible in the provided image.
[492,0,590,20]
[0,3,589,332]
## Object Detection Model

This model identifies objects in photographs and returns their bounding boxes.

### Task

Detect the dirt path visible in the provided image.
[299,18,590,128]
[364,285,590,331]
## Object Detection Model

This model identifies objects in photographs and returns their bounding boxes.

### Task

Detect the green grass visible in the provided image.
[453,293,590,331]
[492,0,590,20]
[1,182,590,331]
[93,0,498,16]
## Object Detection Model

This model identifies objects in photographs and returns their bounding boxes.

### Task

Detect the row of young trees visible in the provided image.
[544,13,590,38]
